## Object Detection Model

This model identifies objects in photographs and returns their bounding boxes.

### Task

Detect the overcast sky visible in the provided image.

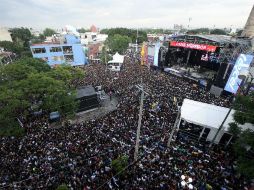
[0,0,253,30]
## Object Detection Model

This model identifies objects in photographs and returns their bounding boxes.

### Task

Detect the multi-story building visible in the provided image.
[30,34,88,66]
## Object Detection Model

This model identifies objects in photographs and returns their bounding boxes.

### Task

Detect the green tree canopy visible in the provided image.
[43,28,56,37]
[105,34,131,54]
[112,155,128,176]
[0,41,23,54]
[9,27,32,48]
[100,28,147,44]
[231,93,254,179]
[56,184,69,190]
[47,64,84,88]
[187,28,210,34]
[0,62,36,84]
[77,28,89,33]
[14,57,51,73]
[210,28,227,35]
[233,129,254,178]
[233,93,254,125]
[99,46,112,64]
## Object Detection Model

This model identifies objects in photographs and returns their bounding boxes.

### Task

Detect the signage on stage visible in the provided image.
[153,42,160,67]
[224,54,253,94]
[170,41,217,52]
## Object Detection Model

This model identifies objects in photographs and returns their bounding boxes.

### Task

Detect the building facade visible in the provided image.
[30,34,88,66]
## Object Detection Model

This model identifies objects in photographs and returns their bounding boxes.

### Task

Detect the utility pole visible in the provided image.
[104,46,107,72]
[136,28,139,53]
[167,107,181,147]
[134,82,145,162]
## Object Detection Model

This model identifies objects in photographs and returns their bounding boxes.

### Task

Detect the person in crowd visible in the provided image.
[0,52,251,190]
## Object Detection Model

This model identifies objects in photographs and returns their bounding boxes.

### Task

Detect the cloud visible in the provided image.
[0,0,253,29]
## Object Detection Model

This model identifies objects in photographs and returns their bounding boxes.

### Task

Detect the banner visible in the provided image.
[153,42,160,67]
[224,54,253,94]
[140,42,148,66]
[170,41,217,52]
[147,46,155,65]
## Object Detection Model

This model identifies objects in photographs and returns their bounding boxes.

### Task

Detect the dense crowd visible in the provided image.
[0,53,252,190]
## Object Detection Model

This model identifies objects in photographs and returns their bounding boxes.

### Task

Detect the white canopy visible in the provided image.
[181,99,253,131]
[108,52,124,64]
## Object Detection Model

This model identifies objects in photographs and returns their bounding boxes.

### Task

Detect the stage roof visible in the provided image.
[171,35,250,46]
[181,99,253,131]
[76,85,96,98]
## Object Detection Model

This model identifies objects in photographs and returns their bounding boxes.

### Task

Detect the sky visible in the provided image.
[0,0,253,30]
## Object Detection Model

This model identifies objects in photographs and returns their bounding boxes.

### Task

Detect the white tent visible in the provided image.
[108,52,125,71]
[180,99,253,143]
[108,52,124,64]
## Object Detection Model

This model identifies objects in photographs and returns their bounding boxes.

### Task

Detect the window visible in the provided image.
[50,47,62,52]
[52,56,64,61]
[63,46,73,54]
[64,55,74,62]
[32,48,46,54]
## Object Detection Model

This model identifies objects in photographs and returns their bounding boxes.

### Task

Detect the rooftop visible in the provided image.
[76,85,96,98]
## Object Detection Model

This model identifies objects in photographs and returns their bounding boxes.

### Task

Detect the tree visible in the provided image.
[99,46,112,64]
[43,28,56,37]
[0,62,36,85]
[210,28,227,35]
[56,184,69,190]
[30,34,46,44]
[0,41,23,54]
[17,73,77,116]
[105,34,131,54]
[0,86,28,136]
[101,28,147,44]
[46,64,84,88]
[112,155,129,176]
[77,28,89,33]
[14,57,51,73]
[233,93,254,125]
[9,27,32,48]
[230,93,254,178]
[233,129,254,178]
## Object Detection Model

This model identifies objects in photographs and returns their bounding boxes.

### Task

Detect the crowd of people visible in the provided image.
[0,53,252,190]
